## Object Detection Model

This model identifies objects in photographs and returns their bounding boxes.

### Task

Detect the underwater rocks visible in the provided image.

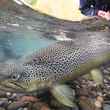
[0,68,109,110]
[0,0,7,7]
[0,63,110,110]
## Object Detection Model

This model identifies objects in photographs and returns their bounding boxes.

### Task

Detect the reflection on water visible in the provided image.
[0,31,55,62]
[0,1,110,110]
[0,1,110,64]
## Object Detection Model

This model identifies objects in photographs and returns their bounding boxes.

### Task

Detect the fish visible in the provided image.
[0,35,110,107]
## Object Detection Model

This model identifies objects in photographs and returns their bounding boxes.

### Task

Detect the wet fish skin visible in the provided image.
[19,36,110,84]
[1,36,110,90]
[1,36,110,107]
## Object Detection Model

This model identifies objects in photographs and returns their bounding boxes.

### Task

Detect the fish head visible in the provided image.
[0,62,50,93]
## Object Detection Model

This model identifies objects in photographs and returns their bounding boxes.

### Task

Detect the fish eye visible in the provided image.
[11,73,20,80]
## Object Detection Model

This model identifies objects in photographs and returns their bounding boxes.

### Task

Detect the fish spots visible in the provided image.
[7,39,110,85]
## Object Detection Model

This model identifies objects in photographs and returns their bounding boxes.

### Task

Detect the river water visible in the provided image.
[0,1,110,110]
[0,1,110,62]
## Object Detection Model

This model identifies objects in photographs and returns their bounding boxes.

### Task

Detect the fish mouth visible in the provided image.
[0,80,26,93]
[0,79,49,94]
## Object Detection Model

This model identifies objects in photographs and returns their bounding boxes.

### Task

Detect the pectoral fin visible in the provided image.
[83,73,93,80]
[90,69,103,86]
[50,84,76,108]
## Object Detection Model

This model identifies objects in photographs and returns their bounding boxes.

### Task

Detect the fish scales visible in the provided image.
[1,35,110,107]
[18,36,110,83]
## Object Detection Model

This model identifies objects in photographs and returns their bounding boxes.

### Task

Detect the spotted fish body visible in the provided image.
[1,35,110,93]
[19,36,110,83]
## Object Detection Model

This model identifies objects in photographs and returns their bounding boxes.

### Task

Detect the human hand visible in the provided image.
[97,10,110,21]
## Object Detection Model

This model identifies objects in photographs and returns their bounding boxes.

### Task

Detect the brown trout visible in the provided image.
[0,35,110,107]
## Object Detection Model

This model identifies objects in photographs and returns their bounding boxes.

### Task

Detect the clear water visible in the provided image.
[0,1,110,110]
[0,31,56,62]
